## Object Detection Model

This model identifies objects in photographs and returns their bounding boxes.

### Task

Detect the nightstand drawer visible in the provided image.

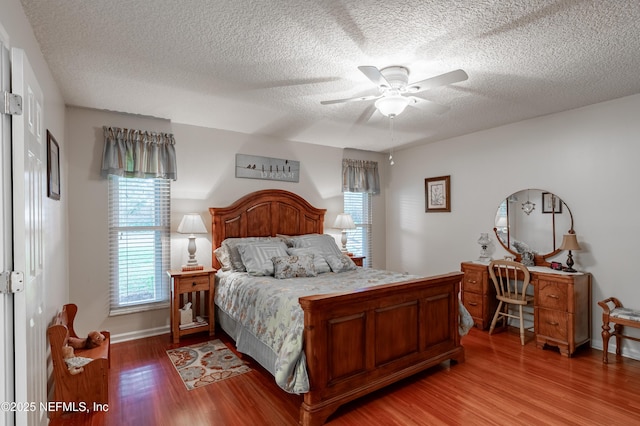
[177,275,210,292]
[537,280,567,310]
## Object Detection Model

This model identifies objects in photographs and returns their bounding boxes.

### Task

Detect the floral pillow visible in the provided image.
[214,246,232,271]
[325,254,357,273]
[272,255,317,279]
[287,247,331,274]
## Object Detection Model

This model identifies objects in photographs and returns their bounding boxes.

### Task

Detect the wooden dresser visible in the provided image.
[461,261,592,356]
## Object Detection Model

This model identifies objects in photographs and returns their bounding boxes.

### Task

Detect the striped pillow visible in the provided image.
[237,240,289,276]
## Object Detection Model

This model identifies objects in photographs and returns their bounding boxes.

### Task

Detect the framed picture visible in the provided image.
[425,175,451,212]
[542,192,561,214]
[235,154,300,182]
[47,130,60,200]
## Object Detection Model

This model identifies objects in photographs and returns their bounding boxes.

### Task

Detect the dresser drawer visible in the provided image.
[463,291,483,318]
[462,270,483,293]
[177,275,210,293]
[537,280,568,310]
[537,308,568,340]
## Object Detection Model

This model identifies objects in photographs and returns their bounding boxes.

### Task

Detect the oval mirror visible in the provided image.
[493,189,573,265]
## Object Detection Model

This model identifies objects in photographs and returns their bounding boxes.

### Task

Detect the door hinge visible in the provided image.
[0,271,24,294]
[2,91,22,115]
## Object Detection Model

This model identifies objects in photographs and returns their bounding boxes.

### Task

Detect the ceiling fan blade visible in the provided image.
[358,66,392,89]
[406,69,468,93]
[320,94,380,105]
[407,96,450,115]
[355,104,377,124]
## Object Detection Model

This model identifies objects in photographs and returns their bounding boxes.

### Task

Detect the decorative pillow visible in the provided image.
[214,246,232,271]
[237,240,289,276]
[287,247,331,274]
[222,237,281,272]
[325,254,357,273]
[276,234,295,247]
[272,255,317,279]
[291,234,343,258]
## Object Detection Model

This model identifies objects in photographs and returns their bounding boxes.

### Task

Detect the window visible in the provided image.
[108,176,171,315]
[343,192,372,267]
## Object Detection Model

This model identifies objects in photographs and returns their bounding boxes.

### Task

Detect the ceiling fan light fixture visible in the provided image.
[375,95,410,117]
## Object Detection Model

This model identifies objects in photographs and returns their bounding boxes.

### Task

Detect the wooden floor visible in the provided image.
[49,327,640,425]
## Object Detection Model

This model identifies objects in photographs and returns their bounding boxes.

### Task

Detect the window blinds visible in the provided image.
[344,191,372,267]
[108,176,171,314]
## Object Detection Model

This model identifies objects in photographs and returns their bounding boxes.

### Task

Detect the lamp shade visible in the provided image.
[333,213,355,230]
[375,95,410,117]
[559,233,581,251]
[177,213,207,235]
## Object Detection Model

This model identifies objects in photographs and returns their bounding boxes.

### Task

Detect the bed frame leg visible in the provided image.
[299,402,336,426]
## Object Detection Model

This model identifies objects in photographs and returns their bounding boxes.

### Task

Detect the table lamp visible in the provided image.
[177,213,207,271]
[333,213,356,253]
[559,233,581,273]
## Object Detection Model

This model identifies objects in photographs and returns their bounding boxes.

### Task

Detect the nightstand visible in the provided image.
[348,255,365,267]
[167,267,216,343]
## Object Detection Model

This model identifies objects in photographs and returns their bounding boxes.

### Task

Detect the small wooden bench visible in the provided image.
[598,297,640,364]
[47,303,110,417]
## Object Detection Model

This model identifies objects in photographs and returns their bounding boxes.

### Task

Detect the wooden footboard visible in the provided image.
[299,272,465,426]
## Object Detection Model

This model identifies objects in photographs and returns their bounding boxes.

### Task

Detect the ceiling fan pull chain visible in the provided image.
[388,117,395,165]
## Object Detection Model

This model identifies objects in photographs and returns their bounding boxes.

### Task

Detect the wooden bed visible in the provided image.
[210,189,465,425]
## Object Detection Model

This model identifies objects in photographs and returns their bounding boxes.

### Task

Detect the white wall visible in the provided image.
[1,0,67,340]
[386,93,640,360]
[66,108,387,339]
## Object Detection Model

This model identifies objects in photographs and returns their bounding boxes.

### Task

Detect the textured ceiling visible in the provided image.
[19,0,640,152]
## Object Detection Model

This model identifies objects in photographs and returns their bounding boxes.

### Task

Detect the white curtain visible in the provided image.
[342,159,380,194]
[101,126,177,180]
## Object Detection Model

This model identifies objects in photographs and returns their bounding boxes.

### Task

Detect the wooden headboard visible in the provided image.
[209,189,326,268]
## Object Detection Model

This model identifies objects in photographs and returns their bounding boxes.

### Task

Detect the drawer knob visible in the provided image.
[192,281,197,286]
[547,321,559,326]
[468,280,477,284]
[547,294,559,299]
[469,302,478,306]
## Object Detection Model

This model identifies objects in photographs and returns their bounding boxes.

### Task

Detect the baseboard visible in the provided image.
[591,341,640,361]
[110,325,170,344]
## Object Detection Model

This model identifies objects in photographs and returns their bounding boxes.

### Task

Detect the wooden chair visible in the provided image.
[598,297,640,364]
[488,260,534,345]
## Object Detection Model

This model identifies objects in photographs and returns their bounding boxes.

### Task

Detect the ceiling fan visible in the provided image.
[321,65,468,118]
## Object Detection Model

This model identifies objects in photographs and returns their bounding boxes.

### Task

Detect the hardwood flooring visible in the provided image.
[49,327,640,425]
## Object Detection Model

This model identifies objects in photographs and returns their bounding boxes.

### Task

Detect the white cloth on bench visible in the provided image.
[64,356,93,369]
[610,307,640,322]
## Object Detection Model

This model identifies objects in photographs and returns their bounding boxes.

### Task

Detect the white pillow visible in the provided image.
[237,240,289,276]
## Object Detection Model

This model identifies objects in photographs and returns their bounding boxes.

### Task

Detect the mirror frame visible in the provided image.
[493,189,574,266]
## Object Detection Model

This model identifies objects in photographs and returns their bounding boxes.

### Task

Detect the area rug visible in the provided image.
[167,339,251,390]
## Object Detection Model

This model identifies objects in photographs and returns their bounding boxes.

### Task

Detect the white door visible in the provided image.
[11,47,47,426]
[0,37,15,426]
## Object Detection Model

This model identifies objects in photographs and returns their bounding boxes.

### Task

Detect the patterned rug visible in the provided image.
[167,339,251,390]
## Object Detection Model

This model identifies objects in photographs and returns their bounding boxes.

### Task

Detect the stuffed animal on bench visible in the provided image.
[67,330,106,350]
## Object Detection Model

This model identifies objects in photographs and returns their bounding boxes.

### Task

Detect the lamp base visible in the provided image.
[181,264,204,272]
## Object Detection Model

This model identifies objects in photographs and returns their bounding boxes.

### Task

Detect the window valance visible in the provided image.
[342,159,380,194]
[101,126,177,180]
